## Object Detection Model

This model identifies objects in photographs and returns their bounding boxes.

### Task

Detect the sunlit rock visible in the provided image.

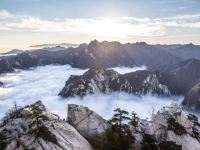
[146,103,200,150]
[0,101,93,150]
[67,104,110,140]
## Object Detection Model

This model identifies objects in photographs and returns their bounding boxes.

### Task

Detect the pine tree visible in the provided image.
[109,108,131,137]
[31,104,48,129]
[108,108,133,150]
[130,111,139,128]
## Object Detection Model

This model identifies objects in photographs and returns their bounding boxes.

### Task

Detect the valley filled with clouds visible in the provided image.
[0,65,183,119]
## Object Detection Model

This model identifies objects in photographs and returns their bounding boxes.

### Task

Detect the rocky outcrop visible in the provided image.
[59,67,171,98]
[145,103,200,150]
[182,82,200,111]
[0,101,93,150]
[67,103,200,150]
[1,100,200,150]
[67,104,110,140]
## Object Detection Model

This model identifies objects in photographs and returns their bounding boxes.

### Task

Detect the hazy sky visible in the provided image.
[0,0,200,51]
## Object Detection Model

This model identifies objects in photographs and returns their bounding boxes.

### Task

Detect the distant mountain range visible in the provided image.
[30,43,79,48]
[0,49,24,57]
[2,49,24,55]
[0,40,183,70]
[1,40,200,111]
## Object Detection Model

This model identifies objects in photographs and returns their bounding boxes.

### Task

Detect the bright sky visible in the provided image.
[0,0,200,52]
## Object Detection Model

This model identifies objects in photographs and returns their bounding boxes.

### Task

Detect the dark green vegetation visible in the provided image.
[141,134,157,150]
[28,103,58,144]
[0,132,8,150]
[141,134,182,150]
[92,108,186,150]
[93,108,135,150]
[36,125,58,144]
[0,101,58,150]
[159,141,182,150]
[188,114,200,139]
[1,101,22,126]
[167,117,187,135]
[129,111,139,128]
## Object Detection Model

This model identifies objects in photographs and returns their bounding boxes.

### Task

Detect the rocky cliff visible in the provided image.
[0,101,93,150]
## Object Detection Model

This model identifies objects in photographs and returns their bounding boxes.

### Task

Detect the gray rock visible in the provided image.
[145,103,200,150]
[0,101,93,150]
[67,104,110,140]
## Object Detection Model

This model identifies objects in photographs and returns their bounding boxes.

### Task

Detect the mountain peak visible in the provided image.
[135,42,148,46]
[89,39,99,45]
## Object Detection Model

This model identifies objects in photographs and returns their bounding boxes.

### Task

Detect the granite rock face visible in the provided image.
[0,101,93,150]
[59,67,171,98]
[1,100,200,150]
[67,104,110,140]
[146,103,200,150]
[67,103,200,150]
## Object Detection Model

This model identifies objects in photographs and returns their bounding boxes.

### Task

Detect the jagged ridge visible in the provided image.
[59,67,171,98]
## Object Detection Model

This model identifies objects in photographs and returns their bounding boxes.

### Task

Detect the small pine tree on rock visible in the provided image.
[129,111,139,128]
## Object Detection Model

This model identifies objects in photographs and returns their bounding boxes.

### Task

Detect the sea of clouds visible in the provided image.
[0,65,183,120]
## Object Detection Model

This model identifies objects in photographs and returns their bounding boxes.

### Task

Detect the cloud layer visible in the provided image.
[0,10,200,38]
[0,65,183,120]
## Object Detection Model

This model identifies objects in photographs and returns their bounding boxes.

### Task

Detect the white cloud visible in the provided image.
[0,10,13,19]
[0,10,200,38]
[0,65,184,120]
[158,0,196,4]
[0,10,166,37]
[159,14,200,21]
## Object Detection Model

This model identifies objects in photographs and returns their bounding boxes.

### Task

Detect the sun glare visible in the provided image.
[77,18,165,38]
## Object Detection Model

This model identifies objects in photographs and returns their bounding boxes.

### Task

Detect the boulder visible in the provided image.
[67,104,110,140]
